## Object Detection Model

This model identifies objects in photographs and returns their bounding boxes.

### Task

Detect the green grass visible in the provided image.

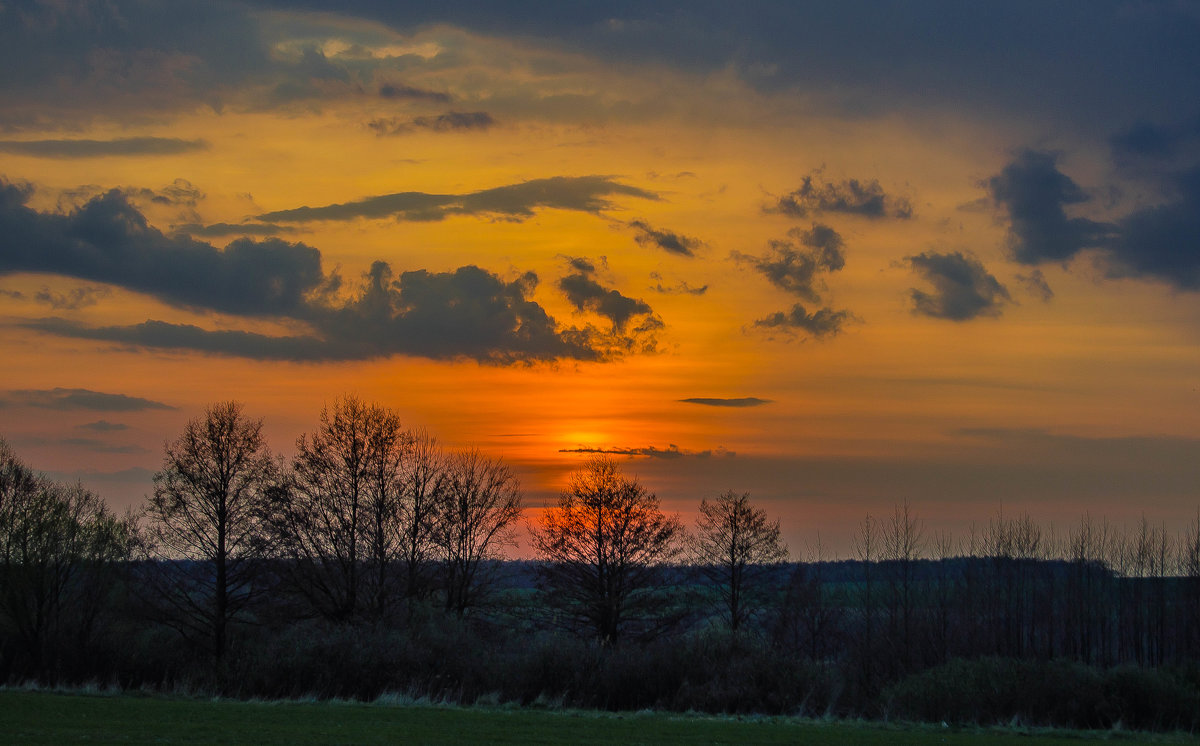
[0,690,1191,745]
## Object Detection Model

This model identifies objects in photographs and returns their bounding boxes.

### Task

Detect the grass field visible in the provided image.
[0,690,1192,745]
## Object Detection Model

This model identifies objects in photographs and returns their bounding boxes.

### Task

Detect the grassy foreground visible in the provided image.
[0,690,1190,745]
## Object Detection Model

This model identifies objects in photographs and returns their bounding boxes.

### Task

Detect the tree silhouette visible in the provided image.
[268,396,411,621]
[141,402,275,665]
[0,439,131,676]
[533,457,682,643]
[432,449,522,615]
[690,490,788,633]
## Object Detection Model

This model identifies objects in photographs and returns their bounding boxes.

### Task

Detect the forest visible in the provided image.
[2,397,1199,732]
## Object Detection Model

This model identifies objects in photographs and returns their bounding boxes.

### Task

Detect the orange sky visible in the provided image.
[2,2,1199,556]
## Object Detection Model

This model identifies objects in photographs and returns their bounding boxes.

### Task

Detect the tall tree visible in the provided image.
[690,490,788,632]
[433,449,522,615]
[0,440,131,676]
[142,402,274,665]
[398,429,446,600]
[268,396,410,621]
[533,457,682,643]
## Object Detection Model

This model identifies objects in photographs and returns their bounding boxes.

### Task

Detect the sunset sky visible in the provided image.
[2,1,1198,555]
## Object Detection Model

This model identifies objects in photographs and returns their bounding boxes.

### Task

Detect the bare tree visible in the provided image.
[533,456,682,643]
[142,402,275,665]
[0,440,132,676]
[396,429,446,600]
[432,449,522,615]
[268,396,411,621]
[690,490,788,632]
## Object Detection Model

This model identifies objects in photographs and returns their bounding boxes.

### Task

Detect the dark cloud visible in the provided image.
[131,179,206,207]
[173,222,299,238]
[627,220,701,257]
[1103,167,1200,290]
[1,181,655,363]
[26,261,642,364]
[558,269,661,336]
[679,397,771,407]
[1110,119,1200,162]
[650,279,707,295]
[733,223,845,303]
[986,149,1113,264]
[0,387,173,411]
[1016,269,1054,302]
[76,420,130,432]
[33,286,111,310]
[753,303,854,338]
[0,182,328,317]
[567,257,596,273]
[369,111,496,135]
[0,288,25,300]
[772,173,912,219]
[990,150,1200,291]
[558,444,734,459]
[377,83,452,102]
[905,251,1010,321]
[0,138,208,158]
[258,176,658,223]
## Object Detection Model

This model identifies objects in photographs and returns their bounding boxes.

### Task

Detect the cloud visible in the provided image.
[627,220,701,257]
[369,111,496,135]
[1,181,656,363]
[1016,269,1054,302]
[650,279,707,295]
[0,388,173,411]
[1103,166,1200,290]
[1110,118,1200,161]
[377,83,451,102]
[257,176,658,223]
[76,420,130,432]
[558,264,662,336]
[734,223,845,303]
[989,150,1200,290]
[58,437,148,455]
[558,444,734,459]
[752,304,854,338]
[24,263,646,364]
[173,222,299,238]
[772,173,912,219]
[0,138,208,158]
[905,251,1010,321]
[0,182,329,317]
[33,285,111,310]
[129,179,206,207]
[986,149,1113,264]
[679,397,771,407]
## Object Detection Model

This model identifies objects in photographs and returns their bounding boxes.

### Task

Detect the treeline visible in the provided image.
[2,397,1200,732]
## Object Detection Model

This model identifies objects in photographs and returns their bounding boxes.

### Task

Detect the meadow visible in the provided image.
[0,690,1191,746]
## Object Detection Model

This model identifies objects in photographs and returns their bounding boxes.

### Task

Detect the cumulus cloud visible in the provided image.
[772,173,912,219]
[733,223,845,303]
[679,397,770,407]
[557,260,663,340]
[627,220,701,257]
[0,388,173,411]
[905,251,1010,321]
[369,111,496,135]
[753,304,854,338]
[0,181,657,364]
[989,149,1200,290]
[0,137,209,158]
[257,176,658,223]
[1103,167,1200,290]
[986,149,1113,264]
[0,182,327,317]
[558,444,734,459]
